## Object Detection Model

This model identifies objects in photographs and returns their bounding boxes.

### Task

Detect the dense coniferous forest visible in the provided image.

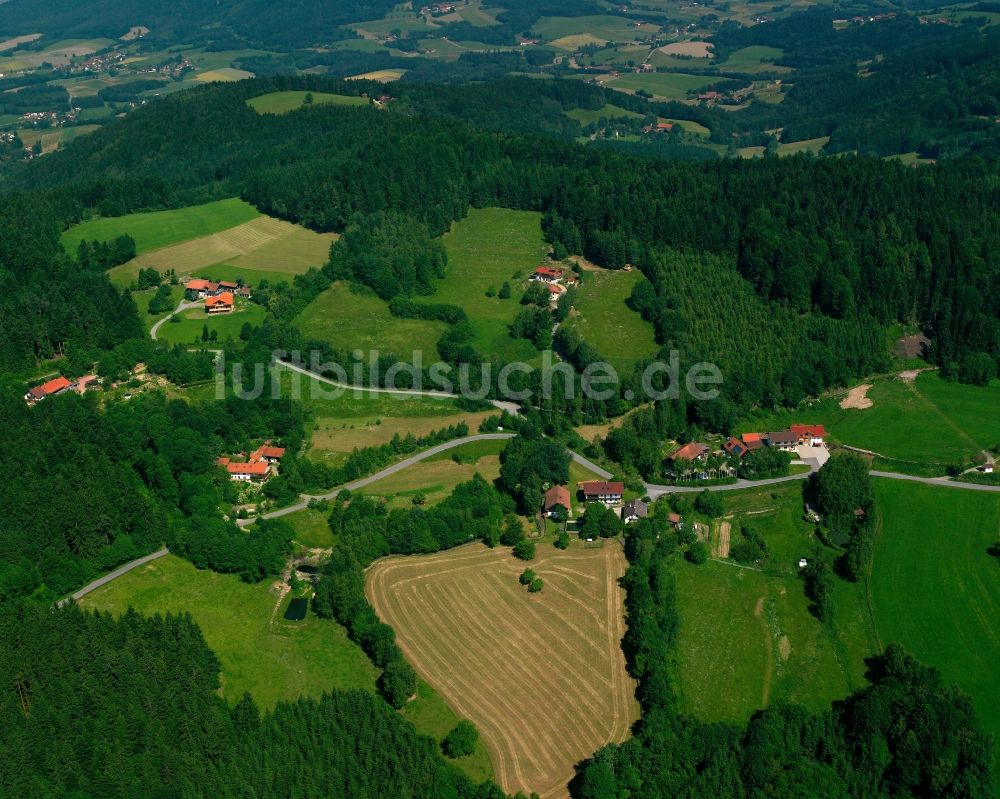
[0,388,304,600]
[0,602,508,799]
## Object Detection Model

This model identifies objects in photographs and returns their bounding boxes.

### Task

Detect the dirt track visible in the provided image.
[365,543,638,799]
[840,383,873,409]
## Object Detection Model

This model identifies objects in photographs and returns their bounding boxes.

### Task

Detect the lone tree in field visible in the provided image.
[528,577,544,593]
[519,568,536,585]
[442,720,478,758]
[513,540,536,561]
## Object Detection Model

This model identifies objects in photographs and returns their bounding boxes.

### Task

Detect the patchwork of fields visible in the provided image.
[366,542,638,798]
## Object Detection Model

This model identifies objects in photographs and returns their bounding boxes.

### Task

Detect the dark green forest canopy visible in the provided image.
[0,0,399,47]
[0,602,507,799]
[9,75,997,392]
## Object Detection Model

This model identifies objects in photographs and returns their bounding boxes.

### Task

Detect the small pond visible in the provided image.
[284,597,308,621]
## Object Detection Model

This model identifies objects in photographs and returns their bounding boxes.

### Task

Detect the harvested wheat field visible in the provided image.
[125,215,337,278]
[366,542,638,799]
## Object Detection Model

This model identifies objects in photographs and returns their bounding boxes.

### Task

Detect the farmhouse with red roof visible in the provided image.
[24,375,73,403]
[205,292,234,314]
[578,480,624,505]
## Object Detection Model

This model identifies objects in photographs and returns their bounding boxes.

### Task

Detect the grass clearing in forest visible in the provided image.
[871,479,1000,795]
[248,90,370,114]
[607,71,734,100]
[80,554,378,709]
[534,14,659,43]
[716,45,784,71]
[366,542,638,798]
[283,508,338,549]
[62,198,261,256]
[562,269,658,373]
[295,281,447,358]
[421,207,550,363]
[564,103,642,125]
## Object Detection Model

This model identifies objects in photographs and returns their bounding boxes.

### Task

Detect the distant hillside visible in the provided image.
[0,0,399,47]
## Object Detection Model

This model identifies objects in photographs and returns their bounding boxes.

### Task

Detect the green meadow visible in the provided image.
[62,198,260,255]
[871,479,1000,795]
[420,207,550,363]
[675,483,876,724]
[295,281,447,358]
[564,103,641,125]
[283,507,338,549]
[563,269,658,374]
[533,14,659,42]
[248,90,370,114]
[79,554,378,709]
[716,45,785,71]
[607,72,734,100]
[155,300,266,346]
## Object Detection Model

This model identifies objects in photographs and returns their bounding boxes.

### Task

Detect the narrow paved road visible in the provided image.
[278,360,520,414]
[870,470,1000,492]
[240,433,517,525]
[149,299,199,341]
[56,548,169,607]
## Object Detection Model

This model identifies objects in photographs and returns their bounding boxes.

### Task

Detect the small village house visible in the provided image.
[621,499,647,523]
[579,480,624,506]
[789,424,827,446]
[723,436,749,458]
[543,485,571,518]
[185,278,220,298]
[222,460,270,482]
[205,292,235,314]
[250,444,286,465]
[667,512,683,529]
[766,431,798,451]
[741,432,764,451]
[531,266,564,284]
[24,376,73,403]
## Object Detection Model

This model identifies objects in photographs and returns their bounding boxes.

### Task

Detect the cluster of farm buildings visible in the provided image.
[542,482,683,527]
[668,424,827,476]
[530,265,579,304]
[216,444,286,482]
[185,279,252,314]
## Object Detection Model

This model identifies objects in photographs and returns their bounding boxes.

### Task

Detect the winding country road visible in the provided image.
[57,548,169,607]
[278,360,522,414]
[149,299,199,341]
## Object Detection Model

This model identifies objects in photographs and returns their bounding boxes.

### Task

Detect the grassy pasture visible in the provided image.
[716,45,784,71]
[664,117,711,136]
[739,373,1000,468]
[675,483,875,723]
[294,281,447,359]
[248,90,369,114]
[366,542,638,798]
[562,269,658,374]
[607,71,734,100]
[283,507,338,549]
[346,68,407,81]
[534,14,659,43]
[871,479,1000,795]
[80,554,378,709]
[420,207,550,363]
[674,553,872,724]
[564,103,641,125]
[155,299,265,346]
[739,136,829,158]
[194,67,254,82]
[107,214,336,288]
[62,198,261,256]
[17,124,100,154]
[359,438,506,507]
[137,284,185,332]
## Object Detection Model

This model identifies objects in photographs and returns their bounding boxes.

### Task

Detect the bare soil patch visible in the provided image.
[893,333,930,360]
[365,543,639,799]
[716,521,732,558]
[840,383,873,410]
[658,41,714,58]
